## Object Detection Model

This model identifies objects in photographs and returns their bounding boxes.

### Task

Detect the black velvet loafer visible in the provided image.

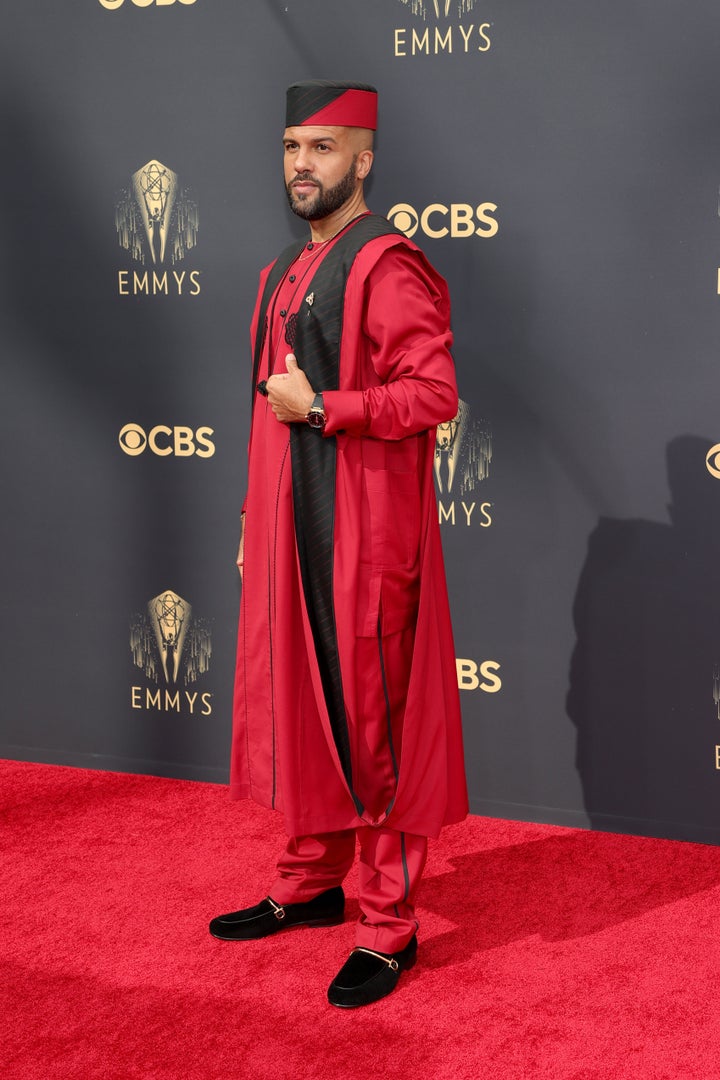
[327,935,417,1008]
[209,886,345,941]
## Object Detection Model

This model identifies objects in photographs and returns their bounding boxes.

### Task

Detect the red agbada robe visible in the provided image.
[230,225,468,839]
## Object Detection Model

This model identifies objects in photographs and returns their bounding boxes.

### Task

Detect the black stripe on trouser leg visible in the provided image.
[394,832,412,919]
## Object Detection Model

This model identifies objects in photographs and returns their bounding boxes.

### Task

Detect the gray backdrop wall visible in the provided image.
[3,0,720,843]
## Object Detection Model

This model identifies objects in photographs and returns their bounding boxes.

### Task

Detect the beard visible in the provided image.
[285,156,358,221]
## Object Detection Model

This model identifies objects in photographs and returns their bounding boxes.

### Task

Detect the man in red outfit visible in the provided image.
[210,80,468,1008]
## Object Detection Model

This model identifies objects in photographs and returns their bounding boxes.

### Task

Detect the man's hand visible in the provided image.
[266,354,315,423]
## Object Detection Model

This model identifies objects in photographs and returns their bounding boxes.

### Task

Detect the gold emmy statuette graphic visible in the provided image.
[134,160,177,265]
[397,0,478,17]
[130,589,212,694]
[435,415,460,495]
[116,159,198,267]
[434,399,492,496]
[150,589,190,684]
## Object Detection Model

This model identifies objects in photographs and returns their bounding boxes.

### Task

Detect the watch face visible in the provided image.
[307,410,325,429]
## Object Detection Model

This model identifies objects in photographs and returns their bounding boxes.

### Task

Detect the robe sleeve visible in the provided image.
[322,245,458,439]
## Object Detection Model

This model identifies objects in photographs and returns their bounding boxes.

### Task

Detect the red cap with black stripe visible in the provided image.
[286,80,378,130]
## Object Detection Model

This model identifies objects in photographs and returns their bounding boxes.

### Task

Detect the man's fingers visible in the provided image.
[285,352,298,371]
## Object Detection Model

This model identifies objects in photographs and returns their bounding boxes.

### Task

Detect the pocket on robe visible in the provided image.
[356,443,422,638]
[361,468,421,570]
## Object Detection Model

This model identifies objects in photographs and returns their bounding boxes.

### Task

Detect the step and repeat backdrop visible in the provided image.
[3,0,720,843]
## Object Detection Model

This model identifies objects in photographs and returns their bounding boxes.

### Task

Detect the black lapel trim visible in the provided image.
[251,239,305,396]
[289,214,401,805]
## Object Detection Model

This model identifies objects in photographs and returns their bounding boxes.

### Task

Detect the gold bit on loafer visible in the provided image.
[267,897,286,921]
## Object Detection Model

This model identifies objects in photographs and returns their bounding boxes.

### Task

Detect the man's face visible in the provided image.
[283,125,362,221]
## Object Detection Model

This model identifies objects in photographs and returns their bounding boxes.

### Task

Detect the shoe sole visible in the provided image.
[209,913,345,941]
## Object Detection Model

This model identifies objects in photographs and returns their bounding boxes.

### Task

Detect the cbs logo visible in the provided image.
[706,444,720,479]
[456,659,502,693]
[387,202,499,240]
[119,424,215,458]
[99,0,196,8]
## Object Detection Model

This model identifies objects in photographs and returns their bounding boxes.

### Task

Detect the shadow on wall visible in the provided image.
[566,435,720,843]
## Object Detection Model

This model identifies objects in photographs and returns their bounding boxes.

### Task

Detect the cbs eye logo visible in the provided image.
[706,444,720,479]
[387,202,499,239]
[119,424,215,458]
[98,0,196,8]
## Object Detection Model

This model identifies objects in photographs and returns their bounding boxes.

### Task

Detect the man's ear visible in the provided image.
[356,149,374,181]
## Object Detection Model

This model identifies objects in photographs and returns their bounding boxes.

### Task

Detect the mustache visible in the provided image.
[288,172,321,189]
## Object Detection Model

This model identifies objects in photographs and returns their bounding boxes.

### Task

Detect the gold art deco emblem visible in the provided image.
[116,159,198,266]
[435,399,492,497]
[397,0,480,17]
[150,589,189,684]
[130,589,211,686]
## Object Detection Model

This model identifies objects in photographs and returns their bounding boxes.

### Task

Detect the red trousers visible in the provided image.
[270,828,428,954]
[270,605,427,952]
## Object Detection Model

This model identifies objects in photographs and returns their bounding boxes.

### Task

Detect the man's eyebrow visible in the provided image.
[282,135,339,145]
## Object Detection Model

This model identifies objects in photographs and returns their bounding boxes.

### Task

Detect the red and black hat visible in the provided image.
[285,80,378,130]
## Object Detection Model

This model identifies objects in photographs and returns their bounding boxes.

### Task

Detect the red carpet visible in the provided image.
[4,759,720,1079]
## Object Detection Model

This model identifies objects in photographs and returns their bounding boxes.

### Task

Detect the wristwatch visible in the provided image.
[306,392,326,431]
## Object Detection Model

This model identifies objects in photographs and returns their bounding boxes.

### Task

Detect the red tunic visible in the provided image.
[230,225,468,838]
